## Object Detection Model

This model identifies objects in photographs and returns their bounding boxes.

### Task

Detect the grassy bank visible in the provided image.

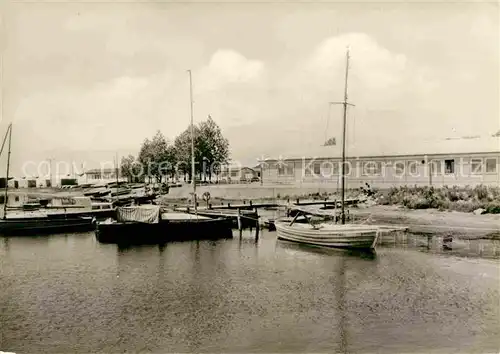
[162,183,360,202]
[375,185,500,214]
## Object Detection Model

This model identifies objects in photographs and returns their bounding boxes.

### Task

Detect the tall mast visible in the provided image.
[3,123,12,219]
[330,48,354,225]
[187,70,197,215]
[340,49,350,225]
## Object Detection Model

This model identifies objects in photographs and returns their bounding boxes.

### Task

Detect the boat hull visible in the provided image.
[45,209,116,220]
[0,216,96,236]
[182,209,258,229]
[275,221,378,250]
[95,218,233,244]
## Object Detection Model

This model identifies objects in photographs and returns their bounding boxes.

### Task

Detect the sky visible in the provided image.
[0,0,499,176]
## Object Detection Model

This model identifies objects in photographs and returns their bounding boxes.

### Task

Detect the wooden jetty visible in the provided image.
[175,207,259,229]
[166,197,361,233]
[169,197,358,211]
[293,198,359,208]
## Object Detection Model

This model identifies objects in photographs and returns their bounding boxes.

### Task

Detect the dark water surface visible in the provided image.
[1,231,499,353]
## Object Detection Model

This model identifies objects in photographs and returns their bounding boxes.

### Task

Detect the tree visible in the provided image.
[120,155,136,182]
[198,115,230,181]
[136,116,230,183]
[493,130,500,137]
[173,126,201,181]
[138,130,176,183]
[138,138,153,182]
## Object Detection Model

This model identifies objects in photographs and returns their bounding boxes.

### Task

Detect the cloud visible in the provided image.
[197,49,265,91]
[8,48,267,173]
[8,31,453,170]
[4,2,498,175]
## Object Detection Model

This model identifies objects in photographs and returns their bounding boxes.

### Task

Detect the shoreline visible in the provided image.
[350,205,500,240]
[8,186,500,240]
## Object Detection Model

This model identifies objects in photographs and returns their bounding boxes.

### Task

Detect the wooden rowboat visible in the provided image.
[275,207,380,250]
[275,219,379,250]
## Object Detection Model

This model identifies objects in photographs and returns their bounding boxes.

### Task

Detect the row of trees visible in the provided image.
[121,116,230,183]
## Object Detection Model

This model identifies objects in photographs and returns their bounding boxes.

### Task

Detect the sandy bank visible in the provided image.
[351,205,500,239]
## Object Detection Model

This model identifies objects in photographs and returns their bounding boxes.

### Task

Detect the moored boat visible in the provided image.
[0,123,98,236]
[95,205,233,244]
[275,217,379,250]
[178,208,258,229]
[0,212,95,236]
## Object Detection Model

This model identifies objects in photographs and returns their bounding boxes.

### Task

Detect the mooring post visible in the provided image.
[237,208,242,237]
[334,199,337,223]
[255,208,260,240]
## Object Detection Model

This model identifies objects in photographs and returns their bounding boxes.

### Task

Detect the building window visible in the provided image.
[485,158,497,173]
[332,162,340,175]
[408,161,418,175]
[429,160,442,175]
[394,162,405,176]
[278,164,294,176]
[230,170,238,177]
[445,159,455,174]
[470,158,483,174]
[342,162,350,176]
[363,161,382,176]
[313,163,321,175]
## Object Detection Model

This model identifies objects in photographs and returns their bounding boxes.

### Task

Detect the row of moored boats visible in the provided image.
[0,194,403,251]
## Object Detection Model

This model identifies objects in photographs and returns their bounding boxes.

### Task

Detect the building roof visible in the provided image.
[85,168,117,174]
[260,137,500,161]
[221,165,255,172]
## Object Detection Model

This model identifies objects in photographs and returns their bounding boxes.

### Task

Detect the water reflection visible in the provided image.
[0,230,498,353]
[275,239,377,261]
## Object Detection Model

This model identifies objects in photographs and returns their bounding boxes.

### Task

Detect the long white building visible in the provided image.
[257,137,500,188]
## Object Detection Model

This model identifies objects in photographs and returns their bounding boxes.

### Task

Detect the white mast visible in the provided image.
[2,123,12,219]
[330,47,354,224]
[187,70,198,216]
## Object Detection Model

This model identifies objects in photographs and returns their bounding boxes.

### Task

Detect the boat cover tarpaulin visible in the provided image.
[290,205,338,217]
[117,205,160,224]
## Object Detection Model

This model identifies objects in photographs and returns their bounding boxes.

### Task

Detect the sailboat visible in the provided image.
[95,71,233,244]
[0,124,96,236]
[275,48,380,250]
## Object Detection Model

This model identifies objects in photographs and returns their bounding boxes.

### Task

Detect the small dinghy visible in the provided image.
[275,207,380,250]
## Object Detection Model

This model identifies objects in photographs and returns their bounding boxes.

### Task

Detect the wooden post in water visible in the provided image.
[254,208,260,240]
[237,208,242,237]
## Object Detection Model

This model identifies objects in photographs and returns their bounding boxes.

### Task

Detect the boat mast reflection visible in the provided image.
[338,254,348,354]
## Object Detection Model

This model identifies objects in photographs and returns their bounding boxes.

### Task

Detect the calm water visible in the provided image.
[0,230,499,353]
